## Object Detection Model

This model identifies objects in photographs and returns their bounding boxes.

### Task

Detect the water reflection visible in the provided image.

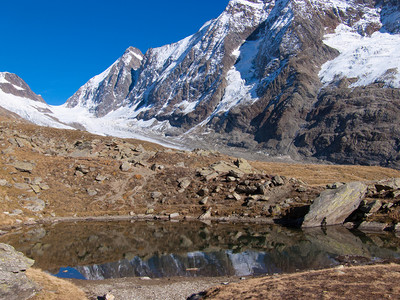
[1,221,400,280]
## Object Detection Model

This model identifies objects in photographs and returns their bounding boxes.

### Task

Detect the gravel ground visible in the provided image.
[72,276,239,300]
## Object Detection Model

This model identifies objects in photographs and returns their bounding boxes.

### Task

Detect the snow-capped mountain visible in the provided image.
[1,0,400,168]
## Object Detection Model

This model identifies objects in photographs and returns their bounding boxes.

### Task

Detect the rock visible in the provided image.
[204,172,219,182]
[169,213,180,219]
[14,183,31,190]
[197,188,209,197]
[272,175,284,186]
[76,164,90,174]
[145,208,154,215]
[375,178,400,192]
[296,186,307,193]
[150,164,164,171]
[357,221,389,232]
[0,243,38,300]
[30,185,41,194]
[151,192,162,200]
[359,200,382,214]
[0,179,8,186]
[38,183,50,190]
[177,177,191,189]
[232,192,242,201]
[13,161,34,173]
[234,158,253,173]
[302,182,368,228]
[120,161,131,172]
[87,188,98,196]
[198,207,212,220]
[22,197,46,212]
[211,161,237,173]
[95,174,107,181]
[228,169,244,179]
[199,197,209,205]
[105,293,116,300]
[9,209,23,216]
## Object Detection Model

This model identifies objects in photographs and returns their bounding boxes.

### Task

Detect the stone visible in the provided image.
[151,192,162,199]
[204,172,219,182]
[87,188,98,196]
[13,161,34,173]
[169,213,180,219]
[302,182,368,228]
[228,169,244,179]
[120,162,131,172]
[198,207,212,220]
[272,175,284,186]
[9,209,23,216]
[357,221,389,232]
[76,164,90,174]
[0,243,38,300]
[177,177,191,189]
[38,183,50,190]
[95,174,107,181]
[359,200,382,214]
[0,179,8,186]
[199,197,209,205]
[145,208,154,215]
[22,197,46,212]
[105,293,115,300]
[232,192,242,201]
[30,185,41,194]
[234,158,253,173]
[375,178,400,192]
[296,186,307,193]
[197,188,209,197]
[14,183,31,190]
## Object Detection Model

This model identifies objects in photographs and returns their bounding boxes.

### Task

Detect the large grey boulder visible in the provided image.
[0,243,38,300]
[302,182,367,228]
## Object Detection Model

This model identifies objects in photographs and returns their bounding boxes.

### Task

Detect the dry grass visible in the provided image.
[26,268,88,300]
[202,264,400,300]
[255,161,400,186]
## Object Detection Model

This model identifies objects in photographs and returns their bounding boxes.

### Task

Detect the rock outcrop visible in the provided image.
[0,243,38,300]
[302,182,368,228]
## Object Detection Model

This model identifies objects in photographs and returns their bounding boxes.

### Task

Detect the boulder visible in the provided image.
[177,177,191,189]
[13,161,34,173]
[375,178,400,192]
[357,221,389,232]
[22,197,45,212]
[234,158,253,173]
[120,162,131,172]
[302,182,367,228]
[0,243,38,300]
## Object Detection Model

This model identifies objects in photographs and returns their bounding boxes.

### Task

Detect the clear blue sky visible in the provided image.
[1,0,229,105]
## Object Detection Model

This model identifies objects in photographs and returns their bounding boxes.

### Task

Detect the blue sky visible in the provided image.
[1,0,229,105]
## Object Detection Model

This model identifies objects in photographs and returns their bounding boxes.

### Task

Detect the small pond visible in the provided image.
[1,221,400,280]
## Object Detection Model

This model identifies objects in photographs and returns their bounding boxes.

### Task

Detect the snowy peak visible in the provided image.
[65,46,143,116]
[0,72,45,103]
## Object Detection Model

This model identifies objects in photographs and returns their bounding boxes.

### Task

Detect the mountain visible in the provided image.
[1,0,400,168]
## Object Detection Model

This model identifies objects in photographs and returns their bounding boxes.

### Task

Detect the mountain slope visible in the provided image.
[1,0,399,168]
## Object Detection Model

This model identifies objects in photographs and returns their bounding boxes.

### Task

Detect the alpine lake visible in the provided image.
[1,220,400,280]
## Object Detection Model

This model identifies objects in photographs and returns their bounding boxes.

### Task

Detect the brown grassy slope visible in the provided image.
[26,268,88,300]
[199,264,400,300]
[255,161,400,186]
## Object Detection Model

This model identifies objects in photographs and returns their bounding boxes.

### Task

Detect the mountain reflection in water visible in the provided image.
[1,221,400,280]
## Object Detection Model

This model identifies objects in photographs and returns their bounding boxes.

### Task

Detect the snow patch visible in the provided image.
[319,24,400,88]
